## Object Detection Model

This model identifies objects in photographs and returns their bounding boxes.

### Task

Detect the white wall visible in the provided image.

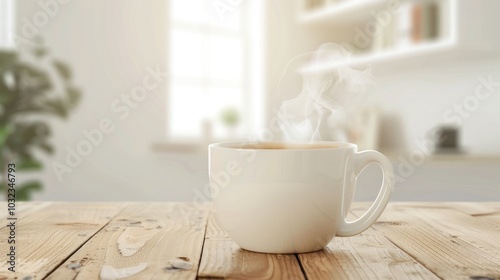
[373,59,500,154]
[263,0,500,201]
[15,0,209,201]
[13,0,500,201]
[265,1,500,155]
[0,0,15,47]
[264,1,353,122]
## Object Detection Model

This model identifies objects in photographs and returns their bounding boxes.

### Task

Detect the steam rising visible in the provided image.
[277,43,375,142]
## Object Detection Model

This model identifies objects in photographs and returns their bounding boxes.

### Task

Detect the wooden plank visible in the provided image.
[298,228,439,279]
[370,204,500,280]
[403,206,500,259]
[473,212,500,226]
[445,202,500,225]
[370,202,500,216]
[361,201,500,226]
[46,203,210,280]
[0,201,53,227]
[444,202,500,216]
[0,202,125,280]
[377,202,500,226]
[198,213,305,279]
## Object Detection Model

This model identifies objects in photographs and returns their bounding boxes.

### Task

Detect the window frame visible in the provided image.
[165,0,263,143]
[0,0,15,49]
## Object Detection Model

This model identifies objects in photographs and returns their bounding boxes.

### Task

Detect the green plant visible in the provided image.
[220,107,240,127]
[0,43,80,200]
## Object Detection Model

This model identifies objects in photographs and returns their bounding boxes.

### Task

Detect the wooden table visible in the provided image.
[1,202,499,280]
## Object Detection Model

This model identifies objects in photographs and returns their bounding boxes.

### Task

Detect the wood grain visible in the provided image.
[0,202,125,280]
[1,202,499,280]
[405,206,500,259]
[0,201,52,228]
[298,227,440,280]
[443,202,500,216]
[370,204,500,280]
[445,202,500,225]
[198,213,305,279]
[46,203,210,280]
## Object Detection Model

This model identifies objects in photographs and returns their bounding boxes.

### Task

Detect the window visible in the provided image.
[0,0,15,48]
[168,0,263,141]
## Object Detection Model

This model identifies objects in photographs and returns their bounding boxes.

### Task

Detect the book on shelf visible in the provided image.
[396,1,439,48]
[304,0,325,11]
[421,2,438,40]
[303,0,348,12]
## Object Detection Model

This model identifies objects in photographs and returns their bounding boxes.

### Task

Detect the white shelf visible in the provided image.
[298,0,500,73]
[299,39,456,73]
[299,0,388,25]
[382,149,500,164]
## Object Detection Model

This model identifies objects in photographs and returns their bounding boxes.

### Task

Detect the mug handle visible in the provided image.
[336,150,394,237]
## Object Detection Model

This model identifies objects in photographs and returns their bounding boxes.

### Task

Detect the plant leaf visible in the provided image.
[5,121,52,156]
[0,125,11,148]
[53,60,72,81]
[37,142,54,155]
[16,181,42,201]
[65,86,81,109]
[17,158,43,171]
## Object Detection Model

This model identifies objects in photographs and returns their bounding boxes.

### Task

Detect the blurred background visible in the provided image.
[1,0,499,201]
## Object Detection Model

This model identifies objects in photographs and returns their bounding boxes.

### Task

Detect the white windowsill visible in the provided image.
[381,149,500,164]
[152,137,246,154]
[152,141,202,153]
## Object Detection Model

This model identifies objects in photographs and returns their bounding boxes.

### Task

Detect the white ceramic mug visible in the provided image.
[209,141,394,254]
